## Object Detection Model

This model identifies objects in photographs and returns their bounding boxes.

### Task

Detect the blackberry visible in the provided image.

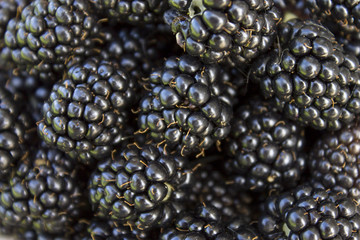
[305,0,360,33]
[227,217,263,240]
[225,98,306,192]
[160,203,236,239]
[188,165,255,221]
[0,87,33,183]
[164,0,281,66]
[251,19,360,130]
[3,0,101,81]
[74,218,153,240]
[310,122,360,202]
[0,147,83,236]
[37,56,138,165]
[258,185,360,239]
[88,142,191,231]
[137,54,233,156]
[90,0,169,25]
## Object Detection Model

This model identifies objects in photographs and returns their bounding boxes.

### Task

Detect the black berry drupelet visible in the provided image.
[225,98,306,192]
[164,0,282,66]
[137,54,233,157]
[251,19,360,130]
[0,87,33,183]
[310,122,360,202]
[90,0,169,25]
[258,185,360,239]
[0,147,83,236]
[37,56,138,166]
[88,142,192,231]
[3,0,101,81]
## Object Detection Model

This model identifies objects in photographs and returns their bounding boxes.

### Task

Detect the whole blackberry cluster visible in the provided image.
[1,0,360,239]
[225,98,306,192]
[259,185,360,239]
[251,19,360,130]
[165,0,282,66]
[90,0,169,25]
[138,54,233,156]
[0,147,83,236]
[4,0,101,81]
[310,123,360,201]
[37,56,138,165]
[88,143,191,231]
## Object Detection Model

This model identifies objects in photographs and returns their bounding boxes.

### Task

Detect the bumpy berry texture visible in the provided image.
[160,203,236,239]
[90,0,169,25]
[310,123,360,202]
[37,56,138,165]
[228,217,263,240]
[225,98,306,192]
[165,0,281,66]
[306,0,360,33]
[138,54,233,157]
[0,147,83,236]
[251,19,360,130]
[258,185,360,239]
[73,218,152,240]
[0,87,33,182]
[3,0,101,81]
[188,165,255,221]
[88,143,191,231]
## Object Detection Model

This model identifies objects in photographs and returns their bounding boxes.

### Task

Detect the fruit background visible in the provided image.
[1,0,360,239]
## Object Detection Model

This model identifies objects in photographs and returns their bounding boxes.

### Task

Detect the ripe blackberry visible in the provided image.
[0,87,33,183]
[0,147,83,236]
[3,0,101,81]
[305,0,360,33]
[188,165,255,221]
[224,98,306,192]
[258,185,360,239]
[160,203,236,239]
[90,0,169,25]
[251,19,360,130]
[137,54,233,156]
[88,142,191,231]
[310,123,360,202]
[228,217,263,240]
[164,0,281,66]
[37,56,138,165]
[74,218,153,240]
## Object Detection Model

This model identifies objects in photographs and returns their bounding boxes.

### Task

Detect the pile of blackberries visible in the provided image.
[1,0,360,239]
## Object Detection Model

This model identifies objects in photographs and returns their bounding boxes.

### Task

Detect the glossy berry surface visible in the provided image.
[225,98,306,192]
[251,19,360,130]
[37,56,138,165]
[88,143,191,231]
[138,54,233,156]
[311,123,360,201]
[259,185,360,240]
[0,147,83,236]
[165,0,281,66]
